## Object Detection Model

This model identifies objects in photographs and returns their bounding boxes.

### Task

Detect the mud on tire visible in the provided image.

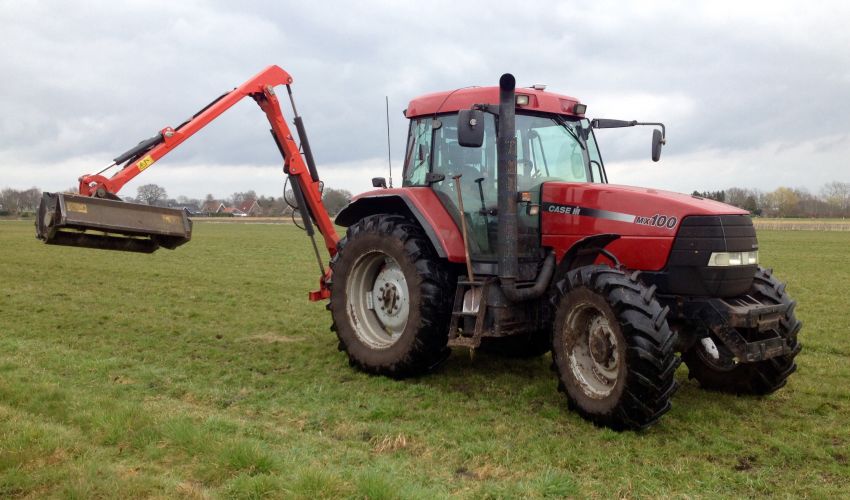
[551,265,681,430]
[682,267,802,395]
[328,214,455,378]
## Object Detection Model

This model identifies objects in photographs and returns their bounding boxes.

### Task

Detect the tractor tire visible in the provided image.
[328,214,455,378]
[478,331,551,358]
[551,265,680,430]
[682,267,802,395]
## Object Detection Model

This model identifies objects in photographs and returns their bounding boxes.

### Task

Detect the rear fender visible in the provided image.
[335,191,465,263]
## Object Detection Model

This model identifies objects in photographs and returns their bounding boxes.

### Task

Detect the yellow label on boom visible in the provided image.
[137,155,155,172]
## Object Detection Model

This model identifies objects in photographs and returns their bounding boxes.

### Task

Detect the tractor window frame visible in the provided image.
[585,124,607,183]
[402,117,434,187]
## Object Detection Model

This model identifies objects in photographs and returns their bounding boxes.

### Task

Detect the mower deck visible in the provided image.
[35,192,192,253]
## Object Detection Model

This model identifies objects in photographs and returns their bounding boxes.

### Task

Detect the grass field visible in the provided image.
[1,220,848,498]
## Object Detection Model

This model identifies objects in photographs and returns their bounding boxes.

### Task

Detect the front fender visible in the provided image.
[554,233,621,282]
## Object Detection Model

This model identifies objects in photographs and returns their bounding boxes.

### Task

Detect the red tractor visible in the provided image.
[36,66,801,430]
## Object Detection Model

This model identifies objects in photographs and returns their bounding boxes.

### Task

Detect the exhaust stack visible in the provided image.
[496,73,519,284]
[497,74,555,301]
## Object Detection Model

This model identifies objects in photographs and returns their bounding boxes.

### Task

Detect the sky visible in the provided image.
[1,0,848,200]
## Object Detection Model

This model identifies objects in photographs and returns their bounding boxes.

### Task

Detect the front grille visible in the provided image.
[643,215,758,297]
[669,215,757,267]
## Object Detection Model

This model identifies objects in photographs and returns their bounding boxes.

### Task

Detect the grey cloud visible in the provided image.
[1,0,848,198]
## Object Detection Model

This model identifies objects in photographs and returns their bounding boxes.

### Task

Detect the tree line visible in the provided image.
[3,182,848,218]
[0,184,353,216]
[692,182,850,218]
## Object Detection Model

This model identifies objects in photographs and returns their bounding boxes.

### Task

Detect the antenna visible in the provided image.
[385,96,393,188]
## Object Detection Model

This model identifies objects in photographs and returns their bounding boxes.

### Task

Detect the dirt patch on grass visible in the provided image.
[371,433,410,454]
[734,455,757,471]
[243,332,305,344]
[454,463,511,481]
[176,480,210,499]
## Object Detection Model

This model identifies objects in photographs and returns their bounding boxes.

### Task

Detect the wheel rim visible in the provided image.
[346,250,410,349]
[564,302,621,399]
[696,334,737,371]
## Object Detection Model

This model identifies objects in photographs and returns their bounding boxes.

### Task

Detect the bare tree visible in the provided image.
[19,187,41,212]
[137,184,167,206]
[322,188,352,215]
[0,187,37,213]
[230,190,258,207]
[725,187,750,208]
[0,188,19,212]
[821,181,850,215]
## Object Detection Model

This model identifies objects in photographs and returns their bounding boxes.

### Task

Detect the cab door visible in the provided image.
[402,114,500,261]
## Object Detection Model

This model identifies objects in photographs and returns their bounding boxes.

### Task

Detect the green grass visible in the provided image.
[1,221,848,497]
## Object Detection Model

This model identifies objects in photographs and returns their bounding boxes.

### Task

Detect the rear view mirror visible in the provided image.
[652,129,663,162]
[457,109,485,148]
[591,117,666,162]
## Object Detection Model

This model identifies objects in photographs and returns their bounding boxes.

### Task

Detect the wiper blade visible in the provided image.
[554,116,585,150]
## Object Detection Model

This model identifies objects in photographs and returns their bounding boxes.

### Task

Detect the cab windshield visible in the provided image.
[402,112,606,194]
[518,114,606,186]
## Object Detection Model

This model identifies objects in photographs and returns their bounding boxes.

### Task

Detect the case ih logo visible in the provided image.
[542,202,678,230]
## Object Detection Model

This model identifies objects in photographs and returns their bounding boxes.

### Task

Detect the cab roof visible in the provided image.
[404,86,584,118]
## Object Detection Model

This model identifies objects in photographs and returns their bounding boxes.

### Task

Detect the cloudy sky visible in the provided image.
[1,0,848,199]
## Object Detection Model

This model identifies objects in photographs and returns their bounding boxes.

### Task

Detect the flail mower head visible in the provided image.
[35,192,192,253]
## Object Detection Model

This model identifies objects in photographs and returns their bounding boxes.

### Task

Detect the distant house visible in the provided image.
[201,201,226,214]
[237,199,261,216]
[175,206,204,216]
[222,207,247,217]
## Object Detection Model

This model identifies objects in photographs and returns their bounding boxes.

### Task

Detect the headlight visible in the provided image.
[707,251,759,267]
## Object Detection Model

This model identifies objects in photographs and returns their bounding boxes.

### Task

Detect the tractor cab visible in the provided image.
[402,86,606,267]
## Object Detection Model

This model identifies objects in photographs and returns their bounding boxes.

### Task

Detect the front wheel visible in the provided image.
[551,265,680,430]
[682,267,802,395]
[329,214,454,378]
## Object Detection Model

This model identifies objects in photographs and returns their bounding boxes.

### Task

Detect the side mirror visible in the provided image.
[651,129,663,162]
[425,172,445,184]
[457,109,485,147]
[371,177,387,188]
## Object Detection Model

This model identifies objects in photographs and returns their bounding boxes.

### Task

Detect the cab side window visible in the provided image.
[402,118,432,186]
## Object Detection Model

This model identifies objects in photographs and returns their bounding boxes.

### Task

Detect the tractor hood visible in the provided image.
[540,182,752,272]
[540,182,747,236]
[595,184,747,215]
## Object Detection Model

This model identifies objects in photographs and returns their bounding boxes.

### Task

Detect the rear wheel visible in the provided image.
[329,214,454,378]
[551,265,680,430]
[682,267,802,394]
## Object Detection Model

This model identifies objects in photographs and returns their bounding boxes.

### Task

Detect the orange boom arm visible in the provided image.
[75,65,339,299]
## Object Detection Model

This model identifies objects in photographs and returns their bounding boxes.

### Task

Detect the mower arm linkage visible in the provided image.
[75,65,339,300]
